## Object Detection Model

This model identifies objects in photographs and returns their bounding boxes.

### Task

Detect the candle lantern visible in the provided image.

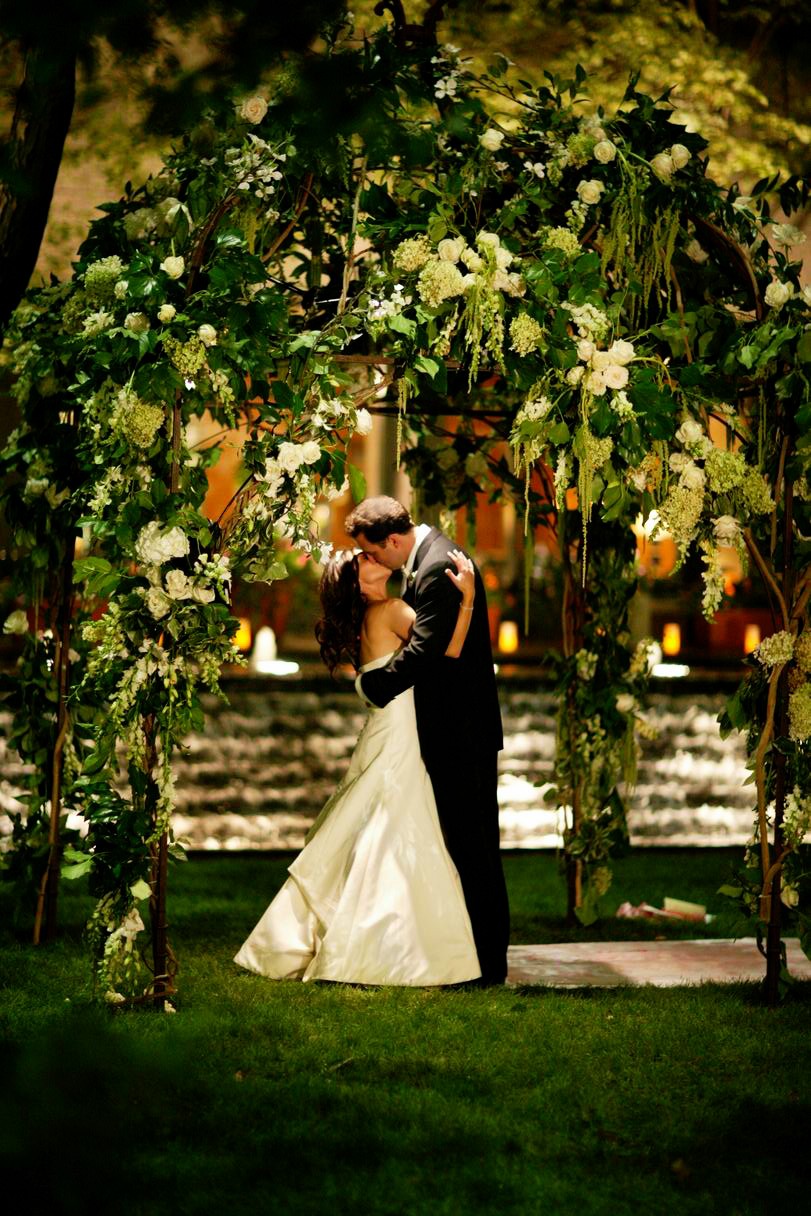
[661,622,681,657]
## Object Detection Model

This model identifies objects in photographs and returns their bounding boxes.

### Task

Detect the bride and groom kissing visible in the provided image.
[235,496,510,987]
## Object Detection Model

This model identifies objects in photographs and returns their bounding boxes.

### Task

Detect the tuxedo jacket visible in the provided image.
[359,528,503,769]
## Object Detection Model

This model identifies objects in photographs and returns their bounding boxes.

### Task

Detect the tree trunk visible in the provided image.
[766,476,794,1004]
[0,41,77,329]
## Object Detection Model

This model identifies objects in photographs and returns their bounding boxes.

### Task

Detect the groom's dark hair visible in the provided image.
[344,496,413,544]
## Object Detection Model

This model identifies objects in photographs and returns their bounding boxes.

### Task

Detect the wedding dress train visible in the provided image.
[234,652,481,985]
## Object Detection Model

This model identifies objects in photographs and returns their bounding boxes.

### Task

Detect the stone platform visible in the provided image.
[506,938,811,987]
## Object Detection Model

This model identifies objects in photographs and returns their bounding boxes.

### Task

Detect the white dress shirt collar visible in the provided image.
[401,523,432,587]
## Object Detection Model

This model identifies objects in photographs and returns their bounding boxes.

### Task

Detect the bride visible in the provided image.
[234,546,482,986]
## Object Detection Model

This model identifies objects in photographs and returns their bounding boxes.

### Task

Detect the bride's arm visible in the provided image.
[444,551,475,659]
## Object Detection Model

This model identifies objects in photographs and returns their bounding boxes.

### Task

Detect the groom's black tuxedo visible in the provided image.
[358,528,510,983]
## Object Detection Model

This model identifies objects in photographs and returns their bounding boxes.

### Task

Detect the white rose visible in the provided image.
[506,272,526,297]
[616,693,636,714]
[191,585,216,604]
[593,139,616,164]
[160,256,185,279]
[713,514,742,545]
[669,143,691,169]
[591,350,611,371]
[198,323,217,346]
[577,339,595,363]
[771,223,806,248]
[566,365,585,386]
[277,441,304,473]
[476,230,501,249]
[675,419,705,448]
[780,882,800,909]
[146,586,172,619]
[259,457,284,490]
[651,152,675,182]
[157,304,176,322]
[679,462,706,491]
[495,245,514,269]
[3,609,28,635]
[461,273,477,290]
[301,440,321,464]
[124,312,149,333]
[576,179,605,206]
[602,364,629,390]
[479,128,504,152]
[669,452,689,472]
[607,339,635,365]
[240,96,268,124]
[685,239,708,264]
[764,280,794,309]
[801,285,811,308]
[114,280,128,299]
[355,408,373,436]
[65,810,90,838]
[437,238,464,263]
[461,247,484,272]
[585,370,607,396]
[165,569,193,600]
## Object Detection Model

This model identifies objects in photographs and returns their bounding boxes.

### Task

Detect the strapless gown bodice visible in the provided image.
[234,649,481,986]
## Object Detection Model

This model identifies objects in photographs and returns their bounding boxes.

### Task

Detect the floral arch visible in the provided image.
[2,8,810,1005]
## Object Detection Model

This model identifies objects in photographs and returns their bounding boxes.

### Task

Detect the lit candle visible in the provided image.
[743,623,761,654]
[498,620,519,654]
[662,622,681,657]
[234,618,252,652]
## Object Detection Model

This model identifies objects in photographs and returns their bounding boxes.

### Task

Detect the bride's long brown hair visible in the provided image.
[315,550,365,676]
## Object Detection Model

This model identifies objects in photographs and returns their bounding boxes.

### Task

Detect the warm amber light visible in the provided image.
[234,618,252,652]
[498,620,519,654]
[744,624,761,655]
[661,622,681,657]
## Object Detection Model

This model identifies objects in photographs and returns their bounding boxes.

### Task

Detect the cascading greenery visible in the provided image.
[2,12,810,996]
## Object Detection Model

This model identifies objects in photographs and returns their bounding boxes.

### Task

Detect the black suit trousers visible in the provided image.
[424,750,510,983]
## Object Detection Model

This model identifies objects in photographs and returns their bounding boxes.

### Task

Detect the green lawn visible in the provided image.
[1,850,808,1216]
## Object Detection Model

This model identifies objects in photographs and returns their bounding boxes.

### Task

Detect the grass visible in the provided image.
[1,850,809,1216]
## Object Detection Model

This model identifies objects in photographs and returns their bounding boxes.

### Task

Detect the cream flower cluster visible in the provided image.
[516,395,553,424]
[509,313,545,356]
[223,135,287,215]
[367,282,412,323]
[788,683,811,741]
[431,45,463,101]
[782,787,811,849]
[111,387,165,449]
[542,227,582,258]
[393,236,433,273]
[573,336,635,397]
[84,256,126,302]
[562,301,610,341]
[755,630,794,668]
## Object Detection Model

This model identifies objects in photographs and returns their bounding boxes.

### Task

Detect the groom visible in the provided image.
[345,496,510,985]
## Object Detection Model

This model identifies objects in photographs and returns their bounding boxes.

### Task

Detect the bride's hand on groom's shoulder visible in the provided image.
[445,550,475,607]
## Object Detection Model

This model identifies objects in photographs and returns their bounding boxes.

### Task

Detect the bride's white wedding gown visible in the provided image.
[234,651,481,986]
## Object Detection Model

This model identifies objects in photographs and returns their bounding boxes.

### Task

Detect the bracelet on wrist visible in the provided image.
[460,605,474,612]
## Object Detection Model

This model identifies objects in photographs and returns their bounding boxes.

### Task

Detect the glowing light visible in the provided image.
[234,618,252,652]
[251,659,300,676]
[498,620,519,654]
[744,624,761,654]
[662,622,681,657]
[652,663,690,679]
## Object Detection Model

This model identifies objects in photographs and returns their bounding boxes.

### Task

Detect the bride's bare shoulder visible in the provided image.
[383,596,415,641]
